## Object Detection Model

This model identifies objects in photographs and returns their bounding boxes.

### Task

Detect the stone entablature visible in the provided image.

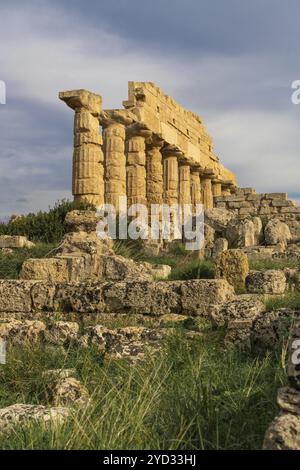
[60,82,237,211]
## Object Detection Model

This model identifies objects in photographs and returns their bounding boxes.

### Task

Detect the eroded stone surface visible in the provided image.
[215,249,249,290]
[246,270,286,294]
[263,413,300,450]
[0,404,70,434]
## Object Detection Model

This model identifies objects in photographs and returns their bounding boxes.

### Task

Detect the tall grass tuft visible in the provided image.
[0,332,286,450]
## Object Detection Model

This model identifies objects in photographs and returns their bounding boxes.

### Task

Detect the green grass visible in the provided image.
[0,332,286,450]
[168,259,214,280]
[249,258,299,271]
[114,240,215,280]
[0,199,94,244]
[0,243,57,279]
[264,291,300,311]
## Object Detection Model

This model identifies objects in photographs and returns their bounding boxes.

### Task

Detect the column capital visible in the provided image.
[101,110,134,128]
[59,89,102,117]
[146,133,165,149]
[161,144,184,159]
[126,121,152,140]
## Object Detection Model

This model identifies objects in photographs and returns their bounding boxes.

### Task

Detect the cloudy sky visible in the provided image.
[0,0,299,219]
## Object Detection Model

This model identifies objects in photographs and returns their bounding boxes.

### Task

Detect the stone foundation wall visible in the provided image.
[214,188,300,240]
[0,279,234,316]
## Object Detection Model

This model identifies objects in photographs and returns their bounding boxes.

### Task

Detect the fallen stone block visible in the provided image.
[210,297,265,327]
[215,249,249,290]
[264,218,291,246]
[0,404,70,435]
[246,270,286,294]
[252,309,300,352]
[0,235,35,249]
[0,280,35,312]
[263,413,300,450]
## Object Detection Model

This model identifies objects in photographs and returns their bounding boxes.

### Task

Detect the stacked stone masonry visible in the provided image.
[214,188,300,240]
[60,82,237,212]
[0,279,234,317]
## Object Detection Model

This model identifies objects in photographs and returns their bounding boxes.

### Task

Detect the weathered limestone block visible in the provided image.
[0,404,70,435]
[277,387,300,415]
[103,281,182,315]
[54,282,105,313]
[143,263,171,280]
[263,413,300,450]
[64,210,100,233]
[212,238,228,259]
[225,218,256,247]
[252,216,263,244]
[79,325,164,361]
[58,231,112,256]
[180,279,235,315]
[20,258,70,283]
[0,320,46,344]
[215,249,249,290]
[103,120,127,210]
[179,164,191,207]
[201,176,213,210]
[101,255,153,282]
[246,270,286,294]
[48,377,90,407]
[224,320,254,350]
[204,208,233,233]
[0,235,35,249]
[146,137,164,206]
[44,321,79,346]
[264,218,292,246]
[251,308,300,352]
[0,280,34,312]
[210,297,265,327]
[31,282,55,311]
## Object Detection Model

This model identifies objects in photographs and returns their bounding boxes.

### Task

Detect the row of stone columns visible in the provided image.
[101,119,218,212]
[60,91,228,212]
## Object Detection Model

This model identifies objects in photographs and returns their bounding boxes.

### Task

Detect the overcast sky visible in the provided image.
[0,0,299,219]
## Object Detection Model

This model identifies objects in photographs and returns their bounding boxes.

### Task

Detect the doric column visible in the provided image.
[126,123,151,207]
[190,168,202,212]
[179,163,191,208]
[212,181,222,197]
[102,112,132,211]
[162,145,180,206]
[201,175,214,210]
[59,89,104,207]
[146,135,164,208]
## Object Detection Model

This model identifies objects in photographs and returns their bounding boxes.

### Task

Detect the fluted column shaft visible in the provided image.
[179,164,191,208]
[126,135,147,206]
[103,122,126,210]
[146,140,163,207]
[162,147,180,206]
[201,176,214,209]
[190,169,202,212]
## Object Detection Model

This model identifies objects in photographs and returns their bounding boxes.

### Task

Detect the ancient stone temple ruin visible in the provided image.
[59,81,237,212]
